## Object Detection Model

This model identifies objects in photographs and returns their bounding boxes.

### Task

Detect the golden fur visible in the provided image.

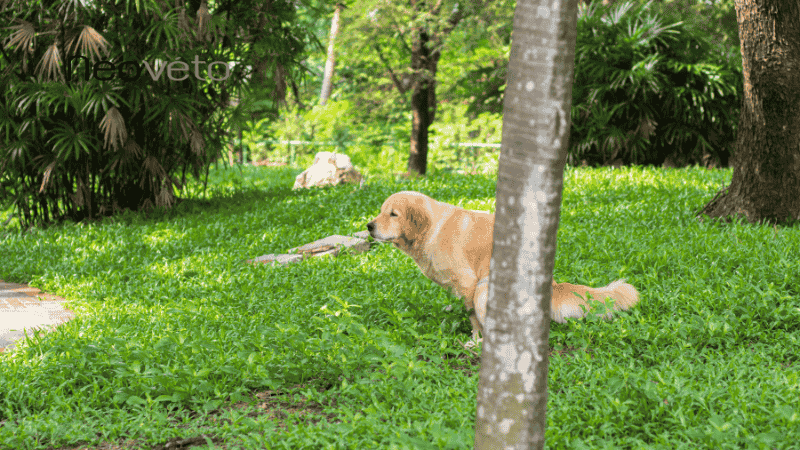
[367,191,639,341]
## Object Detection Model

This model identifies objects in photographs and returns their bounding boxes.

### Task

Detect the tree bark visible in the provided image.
[407,27,440,176]
[699,0,800,225]
[404,0,469,176]
[320,3,344,106]
[474,0,579,448]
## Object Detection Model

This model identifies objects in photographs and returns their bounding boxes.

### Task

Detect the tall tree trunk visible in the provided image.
[699,0,800,225]
[368,0,467,176]
[320,3,344,106]
[407,28,439,176]
[474,0,579,448]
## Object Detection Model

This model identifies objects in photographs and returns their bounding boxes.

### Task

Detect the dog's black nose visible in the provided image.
[367,222,375,232]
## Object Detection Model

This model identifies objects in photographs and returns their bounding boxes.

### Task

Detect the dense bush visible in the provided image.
[570,0,742,167]
[0,0,308,229]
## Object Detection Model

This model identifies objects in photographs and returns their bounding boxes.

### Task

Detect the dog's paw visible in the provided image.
[463,333,482,349]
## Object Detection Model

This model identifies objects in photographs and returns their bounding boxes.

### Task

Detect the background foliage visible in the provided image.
[1,0,743,228]
[264,0,741,169]
[0,0,310,229]
[569,0,742,167]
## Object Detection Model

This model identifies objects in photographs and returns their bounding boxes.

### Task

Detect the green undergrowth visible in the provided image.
[1,163,799,449]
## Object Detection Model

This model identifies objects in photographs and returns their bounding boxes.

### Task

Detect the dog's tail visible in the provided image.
[551,279,640,323]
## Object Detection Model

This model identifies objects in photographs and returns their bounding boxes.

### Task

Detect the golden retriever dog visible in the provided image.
[366,191,639,343]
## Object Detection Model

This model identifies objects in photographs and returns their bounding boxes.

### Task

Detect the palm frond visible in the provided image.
[99,106,127,151]
[124,140,142,159]
[34,44,64,81]
[39,161,56,193]
[58,0,93,18]
[157,183,175,208]
[74,176,87,207]
[190,128,204,155]
[100,106,128,150]
[174,111,193,141]
[66,26,109,62]
[5,20,35,56]
[196,0,213,42]
[144,155,167,179]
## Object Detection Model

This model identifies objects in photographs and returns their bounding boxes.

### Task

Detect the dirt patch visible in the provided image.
[0,280,76,354]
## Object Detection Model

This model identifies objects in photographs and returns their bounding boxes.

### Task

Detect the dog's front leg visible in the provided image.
[460,277,488,348]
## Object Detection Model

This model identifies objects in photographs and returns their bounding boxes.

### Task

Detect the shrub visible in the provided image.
[0,0,307,229]
[570,0,742,167]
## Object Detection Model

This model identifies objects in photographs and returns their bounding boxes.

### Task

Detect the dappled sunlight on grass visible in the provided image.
[143,227,188,247]
[1,164,798,449]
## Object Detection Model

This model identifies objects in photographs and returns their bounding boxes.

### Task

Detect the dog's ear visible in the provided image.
[404,198,431,240]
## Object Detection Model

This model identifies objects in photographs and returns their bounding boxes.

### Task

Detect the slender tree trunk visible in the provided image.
[320,3,344,106]
[474,0,579,448]
[699,0,800,225]
[408,28,439,176]
[368,0,467,176]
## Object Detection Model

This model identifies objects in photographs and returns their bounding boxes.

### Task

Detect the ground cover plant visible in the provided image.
[1,162,799,449]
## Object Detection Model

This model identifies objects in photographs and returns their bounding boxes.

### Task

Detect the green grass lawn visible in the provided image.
[1,162,799,449]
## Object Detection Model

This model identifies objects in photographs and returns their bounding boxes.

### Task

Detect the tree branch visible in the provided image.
[373,43,408,97]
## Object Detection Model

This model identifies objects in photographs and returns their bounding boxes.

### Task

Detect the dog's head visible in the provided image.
[366,191,433,251]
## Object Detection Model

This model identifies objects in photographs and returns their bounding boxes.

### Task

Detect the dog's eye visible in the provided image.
[390,211,398,217]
